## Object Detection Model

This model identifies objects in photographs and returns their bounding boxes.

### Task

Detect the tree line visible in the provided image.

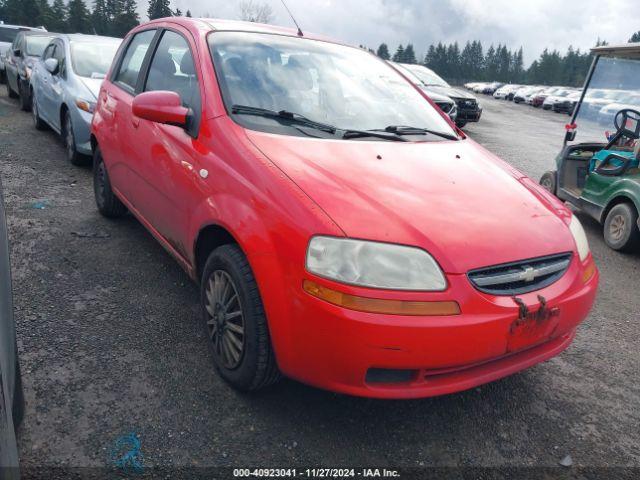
[374,31,640,87]
[0,0,194,38]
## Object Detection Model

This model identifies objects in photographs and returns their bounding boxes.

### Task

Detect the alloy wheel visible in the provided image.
[204,270,245,370]
[609,214,626,242]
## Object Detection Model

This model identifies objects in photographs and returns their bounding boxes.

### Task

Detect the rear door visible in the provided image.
[100,29,158,202]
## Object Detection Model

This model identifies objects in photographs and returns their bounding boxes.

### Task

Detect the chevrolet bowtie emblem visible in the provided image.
[520,266,536,282]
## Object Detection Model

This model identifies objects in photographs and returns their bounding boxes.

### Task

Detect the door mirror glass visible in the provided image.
[132,90,189,128]
[44,58,59,74]
[12,48,20,57]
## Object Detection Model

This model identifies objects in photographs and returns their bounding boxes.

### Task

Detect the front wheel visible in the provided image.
[539,170,557,196]
[63,112,89,166]
[201,244,281,392]
[604,203,640,252]
[32,90,46,130]
[93,146,127,218]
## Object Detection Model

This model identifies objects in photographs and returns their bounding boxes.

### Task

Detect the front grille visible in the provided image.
[454,98,477,110]
[468,253,572,295]
[435,102,453,113]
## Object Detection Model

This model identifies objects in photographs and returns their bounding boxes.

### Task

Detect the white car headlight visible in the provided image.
[569,215,590,261]
[306,236,447,291]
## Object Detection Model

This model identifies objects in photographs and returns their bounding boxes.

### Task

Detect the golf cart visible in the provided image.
[540,42,640,252]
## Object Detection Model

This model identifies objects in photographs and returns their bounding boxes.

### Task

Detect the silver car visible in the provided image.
[0,23,46,85]
[30,34,121,166]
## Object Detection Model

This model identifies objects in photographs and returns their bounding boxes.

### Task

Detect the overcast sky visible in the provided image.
[138,0,640,65]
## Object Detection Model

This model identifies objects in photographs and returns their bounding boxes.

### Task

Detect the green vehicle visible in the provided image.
[540,42,640,252]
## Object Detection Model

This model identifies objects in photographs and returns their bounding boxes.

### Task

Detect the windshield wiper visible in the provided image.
[231,105,337,134]
[373,125,458,141]
[341,129,409,142]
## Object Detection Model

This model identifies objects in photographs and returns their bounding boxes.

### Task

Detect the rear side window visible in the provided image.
[114,30,156,92]
[0,27,19,44]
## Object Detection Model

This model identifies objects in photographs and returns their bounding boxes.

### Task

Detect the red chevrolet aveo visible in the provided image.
[91,18,598,399]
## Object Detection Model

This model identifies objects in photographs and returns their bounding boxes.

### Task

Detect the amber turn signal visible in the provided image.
[581,259,596,283]
[303,280,460,316]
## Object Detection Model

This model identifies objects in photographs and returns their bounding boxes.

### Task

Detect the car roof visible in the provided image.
[66,33,122,43]
[591,42,640,58]
[0,24,46,31]
[18,30,56,38]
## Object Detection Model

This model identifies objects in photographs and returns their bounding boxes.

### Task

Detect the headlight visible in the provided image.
[306,236,447,291]
[75,98,96,113]
[569,215,590,261]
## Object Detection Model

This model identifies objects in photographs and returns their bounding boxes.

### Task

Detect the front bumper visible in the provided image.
[274,255,598,399]
[70,106,94,155]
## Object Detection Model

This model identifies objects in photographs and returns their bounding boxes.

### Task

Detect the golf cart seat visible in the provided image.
[589,149,640,175]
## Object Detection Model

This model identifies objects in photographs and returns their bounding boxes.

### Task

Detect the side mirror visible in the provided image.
[132,91,189,128]
[44,58,59,75]
[12,48,21,57]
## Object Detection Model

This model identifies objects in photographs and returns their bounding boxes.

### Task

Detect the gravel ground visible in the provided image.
[0,89,639,476]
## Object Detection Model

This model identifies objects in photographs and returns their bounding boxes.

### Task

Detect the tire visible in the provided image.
[603,203,640,252]
[18,79,31,111]
[0,69,5,84]
[12,348,24,429]
[62,111,89,166]
[539,170,557,196]
[201,244,281,392]
[32,90,46,131]
[93,146,127,218]
[455,120,467,129]
[6,78,18,99]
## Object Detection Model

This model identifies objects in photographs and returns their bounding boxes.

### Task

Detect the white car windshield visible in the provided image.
[402,64,450,88]
[26,36,54,57]
[71,41,120,78]
[209,32,456,138]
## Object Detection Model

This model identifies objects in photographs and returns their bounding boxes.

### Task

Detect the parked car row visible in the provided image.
[465,81,640,124]
[2,28,122,165]
[2,18,598,401]
[394,63,482,128]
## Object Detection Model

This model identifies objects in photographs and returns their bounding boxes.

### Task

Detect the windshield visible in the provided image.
[0,27,19,44]
[71,41,120,78]
[571,56,640,144]
[402,64,450,87]
[25,35,54,57]
[208,32,456,139]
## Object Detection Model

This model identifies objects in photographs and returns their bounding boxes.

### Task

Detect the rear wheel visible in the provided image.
[93,146,127,218]
[6,78,17,99]
[18,79,31,111]
[539,170,557,196]
[201,244,281,392]
[604,203,640,252]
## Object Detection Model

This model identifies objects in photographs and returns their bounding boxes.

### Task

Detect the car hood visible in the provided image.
[420,88,453,103]
[246,131,575,273]
[423,85,476,101]
[78,77,103,100]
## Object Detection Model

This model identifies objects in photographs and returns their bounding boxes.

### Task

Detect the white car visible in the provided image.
[542,89,576,109]
[597,92,640,124]
[493,84,520,99]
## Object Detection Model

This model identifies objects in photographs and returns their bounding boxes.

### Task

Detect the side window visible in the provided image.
[114,30,156,92]
[53,42,66,77]
[144,30,200,114]
[43,44,55,60]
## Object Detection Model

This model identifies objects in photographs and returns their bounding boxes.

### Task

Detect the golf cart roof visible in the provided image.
[591,42,640,59]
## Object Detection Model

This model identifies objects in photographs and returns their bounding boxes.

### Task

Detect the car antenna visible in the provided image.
[279,0,304,37]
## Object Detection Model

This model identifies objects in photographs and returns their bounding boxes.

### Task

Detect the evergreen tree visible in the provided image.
[112,0,139,37]
[376,43,390,60]
[92,0,110,35]
[3,0,41,26]
[186,10,192,17]
[67,0,91,33]
[48,0,68,32]
[35,0,54,28]
[392,45,404,62]
[403,44,417,64]
[174,8,182,16]
[629,31,640,43]
[148,0,173,20]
